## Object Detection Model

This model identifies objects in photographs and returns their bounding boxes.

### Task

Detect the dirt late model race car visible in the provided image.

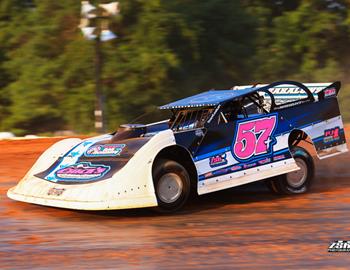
[8,81,348,212]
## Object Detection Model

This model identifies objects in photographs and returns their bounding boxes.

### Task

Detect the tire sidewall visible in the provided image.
[153,159,191,212]
[279,147,314,194]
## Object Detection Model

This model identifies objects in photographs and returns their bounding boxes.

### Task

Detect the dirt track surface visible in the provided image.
[1,132,350,269]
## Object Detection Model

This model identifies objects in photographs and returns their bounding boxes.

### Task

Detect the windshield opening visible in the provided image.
[170,108,214,131]
[128,106,173,125]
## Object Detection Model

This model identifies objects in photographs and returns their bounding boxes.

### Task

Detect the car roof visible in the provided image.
[159,87,258,110]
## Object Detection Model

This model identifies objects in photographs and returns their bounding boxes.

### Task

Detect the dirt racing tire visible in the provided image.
[152,159,191,213]
[266,146,314,195]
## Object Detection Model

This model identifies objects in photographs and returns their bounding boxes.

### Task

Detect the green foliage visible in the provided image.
[0,0,350,134]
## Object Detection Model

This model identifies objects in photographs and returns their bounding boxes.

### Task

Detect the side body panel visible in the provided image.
[194,112,299,195]
[193,95,347,195]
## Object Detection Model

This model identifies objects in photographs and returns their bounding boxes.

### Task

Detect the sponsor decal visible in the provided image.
[269,87,311,95]
[204,172,213,178]
[85,144,126,157]
[273,154,285,161]
[243,163,257,169]
[209,153,228,168]
[258,157,271,165]
[47,188,66,196]
[324,88,336,98]
[324,127,340,143]
[230,165,242,172]
[213,168,228,175]
[269,86,322,96]
[232,114,278,161]
[55,162,110,181]
[328,240,350,252]
[69,150,83,158]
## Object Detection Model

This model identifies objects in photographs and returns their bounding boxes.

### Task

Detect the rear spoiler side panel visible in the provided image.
[305,82,346,159]
[299,96,347,159]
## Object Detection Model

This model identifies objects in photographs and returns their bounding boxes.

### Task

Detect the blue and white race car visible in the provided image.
[8,81,348,212]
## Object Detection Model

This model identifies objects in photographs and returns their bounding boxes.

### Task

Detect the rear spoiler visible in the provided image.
[317,81,341,100]
[232,81,341,101]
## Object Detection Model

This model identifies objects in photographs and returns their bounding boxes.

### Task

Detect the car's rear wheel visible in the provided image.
[153,159,191,213]
[265,146,314,195]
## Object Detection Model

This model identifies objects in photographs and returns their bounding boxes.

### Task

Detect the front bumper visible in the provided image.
[7,164,158,210]
[7,185,157,210]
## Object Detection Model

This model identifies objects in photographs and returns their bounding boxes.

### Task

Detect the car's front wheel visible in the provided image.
[266,146,314,194]
[153,159,191,213]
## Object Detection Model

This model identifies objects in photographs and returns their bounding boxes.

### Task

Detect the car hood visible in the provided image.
[35,134,151,184]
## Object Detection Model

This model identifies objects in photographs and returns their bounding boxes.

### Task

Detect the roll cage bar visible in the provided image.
[261,80,315,111]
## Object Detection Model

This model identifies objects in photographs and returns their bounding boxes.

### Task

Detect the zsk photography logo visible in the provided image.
[328,240,350,252]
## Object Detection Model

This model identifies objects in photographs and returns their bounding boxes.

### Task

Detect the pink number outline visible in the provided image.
[232,114,278,162]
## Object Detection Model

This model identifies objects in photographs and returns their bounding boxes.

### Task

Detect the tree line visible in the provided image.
[0,0,349,135]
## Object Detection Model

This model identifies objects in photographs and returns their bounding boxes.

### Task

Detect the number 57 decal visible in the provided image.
[232,114,278,161]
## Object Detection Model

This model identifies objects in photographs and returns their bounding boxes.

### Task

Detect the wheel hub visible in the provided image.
[157,173,183,203]
[287,158,308,188]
